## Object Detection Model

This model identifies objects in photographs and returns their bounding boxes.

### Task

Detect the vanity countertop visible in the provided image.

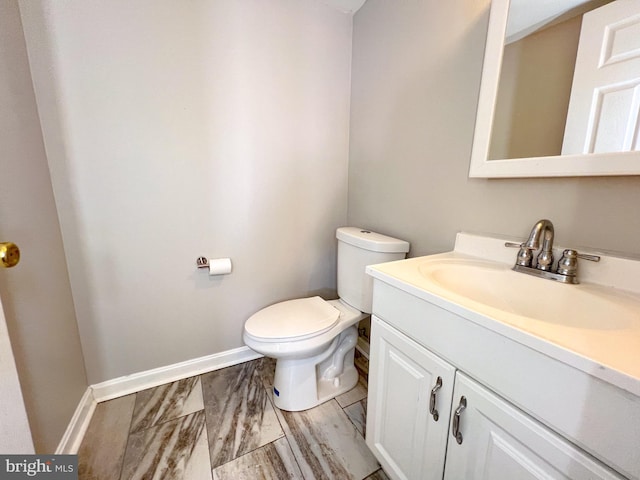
[366,233,640,397]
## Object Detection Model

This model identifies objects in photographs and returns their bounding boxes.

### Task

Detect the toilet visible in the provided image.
[243,227,410,411]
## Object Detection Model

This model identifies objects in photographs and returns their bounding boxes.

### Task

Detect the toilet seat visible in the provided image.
[244,296,340,342]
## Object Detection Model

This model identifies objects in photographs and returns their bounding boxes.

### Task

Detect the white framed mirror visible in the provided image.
[469,0,640,178]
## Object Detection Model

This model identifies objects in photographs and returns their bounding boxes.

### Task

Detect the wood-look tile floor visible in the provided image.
[78,358,388,480]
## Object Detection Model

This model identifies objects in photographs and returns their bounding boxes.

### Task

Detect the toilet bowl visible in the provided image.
[244,297,366,411]
[243,227,410,412]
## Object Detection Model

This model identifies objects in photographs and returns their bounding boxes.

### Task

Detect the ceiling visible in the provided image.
[506,0,610,43]
[321,0,367,14]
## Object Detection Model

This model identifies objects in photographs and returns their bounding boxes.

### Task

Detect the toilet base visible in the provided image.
[316,365,359,405]
[272,326,359,411]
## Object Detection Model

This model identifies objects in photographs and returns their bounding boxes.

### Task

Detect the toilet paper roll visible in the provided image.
[207,258,232,275]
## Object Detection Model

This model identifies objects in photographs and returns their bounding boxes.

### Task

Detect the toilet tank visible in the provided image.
[336,227,410,313]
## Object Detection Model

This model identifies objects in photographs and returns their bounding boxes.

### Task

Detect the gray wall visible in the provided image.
[0,0,87,452]
[20,0,353,383]
[348,0,640,258]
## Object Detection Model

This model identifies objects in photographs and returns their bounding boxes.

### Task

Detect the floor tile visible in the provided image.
[130,376,203,434]
[344,398,367,437]
[201,360,284,469]
[335,378,368,408]
[365,469,390,480]
[211,437,303,480]
[255,356,276,390]
[78,357,378,480]
[78,394,135,480]
[120,410,211,480]
[276,399,379,480]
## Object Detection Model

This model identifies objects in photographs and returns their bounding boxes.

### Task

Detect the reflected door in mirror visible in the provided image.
[563,0,640,155]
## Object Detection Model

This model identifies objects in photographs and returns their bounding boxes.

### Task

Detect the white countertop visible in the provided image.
[366,233,640,397]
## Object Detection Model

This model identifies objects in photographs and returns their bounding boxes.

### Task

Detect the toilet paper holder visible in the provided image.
[196,256,233,275]
[196,257,209,268]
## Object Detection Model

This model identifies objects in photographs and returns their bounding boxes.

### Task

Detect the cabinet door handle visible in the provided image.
[451,396,467,444]
[429,376,443,421]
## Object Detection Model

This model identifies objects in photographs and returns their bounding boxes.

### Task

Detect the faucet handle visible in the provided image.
[516,245,535,267]
[575,251,601,262]
[556,249,578,276]
[504,242,535,267]
[556,249,601,277]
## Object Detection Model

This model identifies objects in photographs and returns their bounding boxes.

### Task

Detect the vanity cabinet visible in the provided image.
[367,312,627,480]
[443,372,621,480]
[366,317,455,480]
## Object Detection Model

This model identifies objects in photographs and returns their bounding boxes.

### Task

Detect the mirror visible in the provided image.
[469,0,640,178]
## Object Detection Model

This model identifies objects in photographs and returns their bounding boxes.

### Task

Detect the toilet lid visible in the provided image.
[245,296,340,341]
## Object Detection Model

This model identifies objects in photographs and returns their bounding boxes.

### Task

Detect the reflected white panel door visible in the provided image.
[366,316,455,480]
[562,0,640,155]
[443,373,623,480]
[0,294,34,453]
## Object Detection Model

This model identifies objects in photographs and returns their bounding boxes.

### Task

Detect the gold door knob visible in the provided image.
[0,242,20,268]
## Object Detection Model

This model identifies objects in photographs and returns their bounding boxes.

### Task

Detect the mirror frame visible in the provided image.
[469,0,640,178]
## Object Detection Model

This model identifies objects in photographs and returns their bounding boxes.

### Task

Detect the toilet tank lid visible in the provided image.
[336,227,410,253]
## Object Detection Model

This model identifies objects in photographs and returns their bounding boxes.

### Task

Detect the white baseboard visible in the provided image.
[91,346,262,402]
[56,346,261,453]
[56,387,96,454]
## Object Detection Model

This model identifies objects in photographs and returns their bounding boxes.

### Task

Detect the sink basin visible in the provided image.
[418,258,638,330]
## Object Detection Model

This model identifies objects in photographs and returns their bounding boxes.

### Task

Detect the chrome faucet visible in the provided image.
[516,219,555,271]
[506,219,600,284]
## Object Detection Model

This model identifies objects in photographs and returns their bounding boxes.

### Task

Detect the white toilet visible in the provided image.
[243,227,409,411]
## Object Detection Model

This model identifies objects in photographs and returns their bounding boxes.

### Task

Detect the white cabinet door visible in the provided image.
[443,373,625,480]
[366,316,455,480]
